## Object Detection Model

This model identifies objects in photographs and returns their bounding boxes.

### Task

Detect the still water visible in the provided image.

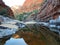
[0,24,60,45]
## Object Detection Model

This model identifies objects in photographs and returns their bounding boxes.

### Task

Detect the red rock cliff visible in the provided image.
[0,0,14,18]
[36,0,60,22]
[23,0,43,7]
[12,0,44,14]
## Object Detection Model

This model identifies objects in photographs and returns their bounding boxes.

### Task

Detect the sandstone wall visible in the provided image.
[36,0,60,22]
[0,0,14,18]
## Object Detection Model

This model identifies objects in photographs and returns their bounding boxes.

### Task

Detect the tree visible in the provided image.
[0,8,8,17]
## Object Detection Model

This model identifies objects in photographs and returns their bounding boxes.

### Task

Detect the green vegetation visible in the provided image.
[16,9,39,21]
[33,9,38,14]
[0,8,9,17]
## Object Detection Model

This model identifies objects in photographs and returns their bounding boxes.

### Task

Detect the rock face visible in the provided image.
[23,0,43,7]
[22,0,43,12]
[0,0,14,18]
[23,0,43,13]
[11,0,44,20]
[11,0,44,15]
[36,0,60,22]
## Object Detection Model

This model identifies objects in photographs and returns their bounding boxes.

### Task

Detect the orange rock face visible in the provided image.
[12,0,44,14]
[22,0,43,12]
[23,0,43,7]
[0,0,14,18]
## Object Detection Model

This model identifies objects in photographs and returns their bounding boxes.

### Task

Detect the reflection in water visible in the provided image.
[0,24,59,45]
[4,34,27,45]
[4,38,27,45]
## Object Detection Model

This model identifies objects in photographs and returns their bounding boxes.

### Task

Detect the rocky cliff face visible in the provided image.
[23,0,43,12]
[25,0,60,22]
[23,0,43,7]
[36,0,60,22]
[11,0,44,15]
[0,0,14,18]
[22,0,43,12]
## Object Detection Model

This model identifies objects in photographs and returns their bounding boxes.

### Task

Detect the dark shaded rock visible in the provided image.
[0,0,14,18]
[36,0,60,22]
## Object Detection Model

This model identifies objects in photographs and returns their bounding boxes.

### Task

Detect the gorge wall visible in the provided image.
[0,0,14,18]
[36,0,60,22]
